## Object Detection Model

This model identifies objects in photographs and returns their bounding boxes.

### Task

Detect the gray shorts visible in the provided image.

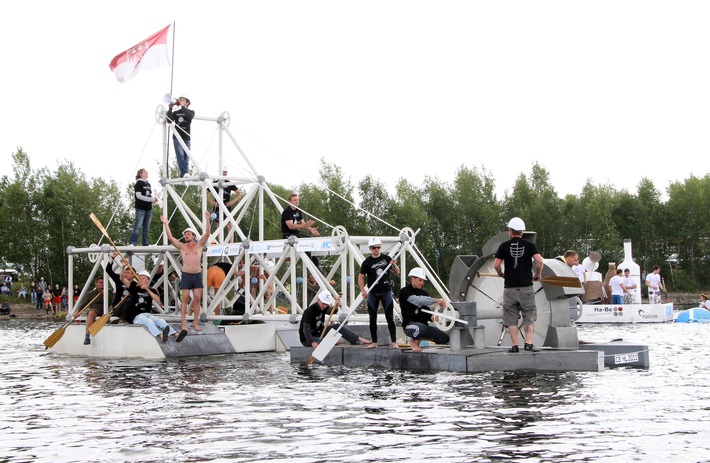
[502,286,537,326]
[181,272,204,290]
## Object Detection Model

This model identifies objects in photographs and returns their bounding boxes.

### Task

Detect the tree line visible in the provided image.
[2,149,708,291]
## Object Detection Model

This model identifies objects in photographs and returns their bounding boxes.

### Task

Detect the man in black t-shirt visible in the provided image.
[299,291,370,347]
[167,96,195,178]
[493,217,544,353]
[208,169,242,241]
[281,193,320,268]
[358,237,400,348]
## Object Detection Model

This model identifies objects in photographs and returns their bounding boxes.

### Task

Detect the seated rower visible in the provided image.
[72,276,106,345]
[125,271,187,343]
[299,291,370,348]
[398,267,450,352]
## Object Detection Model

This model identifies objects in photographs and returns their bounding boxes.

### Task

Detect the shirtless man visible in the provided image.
[160,211,211,332]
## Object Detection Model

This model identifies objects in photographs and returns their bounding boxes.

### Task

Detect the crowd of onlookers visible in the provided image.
[1,273,81,315]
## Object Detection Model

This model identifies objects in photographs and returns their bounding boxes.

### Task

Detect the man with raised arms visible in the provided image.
[160,211,211,333]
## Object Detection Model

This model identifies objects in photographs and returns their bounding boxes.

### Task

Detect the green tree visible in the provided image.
[450,165,502,257]
[38,161,128,285]
[0,149,44,276]
[503,163,563,257]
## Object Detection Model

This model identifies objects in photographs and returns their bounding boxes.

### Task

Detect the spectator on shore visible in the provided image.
[42,289,52,313]
[30,280,37,304]
[51,284,62,314]
[17,284,27,299]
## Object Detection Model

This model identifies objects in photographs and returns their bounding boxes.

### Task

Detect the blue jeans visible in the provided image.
[134,313,176,337]
[173,137,191,177]
[129,208,152,246]
[611,294,623,304]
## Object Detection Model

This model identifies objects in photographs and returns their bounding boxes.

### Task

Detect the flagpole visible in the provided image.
[165,21,176,180]
[169,21,175,95]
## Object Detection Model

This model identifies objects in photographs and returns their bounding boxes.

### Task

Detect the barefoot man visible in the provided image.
[160,211,211,333]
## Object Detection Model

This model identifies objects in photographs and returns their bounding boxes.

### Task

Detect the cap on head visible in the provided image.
[183,227,198,237]
[624,268,630,273]
[507,217,525,232]
[408,267,427,280]
[138,270,151,279]
[318,291,335,306]
[264,260,275,272]
[368,237,382,248]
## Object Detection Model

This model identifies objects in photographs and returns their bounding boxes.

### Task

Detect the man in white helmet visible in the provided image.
[398,267,450,352]
[493,217,544,353]
[358,236,400,348]
[299,291,371,348]
[160,211,211,336]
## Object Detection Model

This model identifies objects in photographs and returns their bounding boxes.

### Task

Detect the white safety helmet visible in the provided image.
[408,267,427,280]
[507,217,525,232]
[138,270,151,279]
[318,291,335,306]
[368,237,382,248]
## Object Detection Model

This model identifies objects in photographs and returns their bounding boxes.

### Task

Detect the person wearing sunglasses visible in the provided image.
[358,237,400,349]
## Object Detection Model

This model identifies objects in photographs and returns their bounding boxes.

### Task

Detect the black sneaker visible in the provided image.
[83,336,91,345]
[509,345,519,353]
[524,343,535,351]
[162,325,170,343]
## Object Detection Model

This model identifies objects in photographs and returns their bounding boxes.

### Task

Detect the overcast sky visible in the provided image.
[3,1,709,202]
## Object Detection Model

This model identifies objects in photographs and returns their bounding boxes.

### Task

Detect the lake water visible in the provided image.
[2,320,709,463]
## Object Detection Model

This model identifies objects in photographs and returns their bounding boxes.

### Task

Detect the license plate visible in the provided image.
[614,353,639,364]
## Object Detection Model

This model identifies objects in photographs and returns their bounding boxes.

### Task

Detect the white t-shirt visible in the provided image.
[609,275,624,296]
[645,273,661,293]
[622,276,636,291]
[571,264,587,283]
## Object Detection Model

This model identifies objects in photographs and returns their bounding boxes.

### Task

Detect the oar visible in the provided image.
[662,277,669,302]
[421,307,469,325]
[89,213,140,281]
[88,294,129,337]
[307,234,416,365]
[476,272,581,288]
[43,293,101,348]
[305,297,340,367]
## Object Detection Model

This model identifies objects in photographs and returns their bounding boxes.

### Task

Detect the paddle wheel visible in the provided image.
[448,231,584,349]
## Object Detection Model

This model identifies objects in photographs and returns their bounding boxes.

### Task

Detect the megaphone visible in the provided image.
[163,93,178,105]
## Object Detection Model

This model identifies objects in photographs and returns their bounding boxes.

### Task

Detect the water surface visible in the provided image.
[2,321,708,462]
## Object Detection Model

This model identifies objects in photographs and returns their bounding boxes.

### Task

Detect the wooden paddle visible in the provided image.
[88,294,129,337]
[43,293,101,348]
[89,213,140,281]
[476,272,582,288]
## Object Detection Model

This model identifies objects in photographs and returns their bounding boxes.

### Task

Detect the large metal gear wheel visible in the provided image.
[330,225,348,252]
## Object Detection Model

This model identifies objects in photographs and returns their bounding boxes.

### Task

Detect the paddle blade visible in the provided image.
[43,325,68,348]
[88,310,112,336]
[89,213,107,235]
[540,276,582,288]
[310,329,342,362]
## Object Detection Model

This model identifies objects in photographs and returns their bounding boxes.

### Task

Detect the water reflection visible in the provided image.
[1,320,710,462]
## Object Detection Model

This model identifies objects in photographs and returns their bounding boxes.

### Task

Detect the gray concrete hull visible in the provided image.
[291,345,605,372]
